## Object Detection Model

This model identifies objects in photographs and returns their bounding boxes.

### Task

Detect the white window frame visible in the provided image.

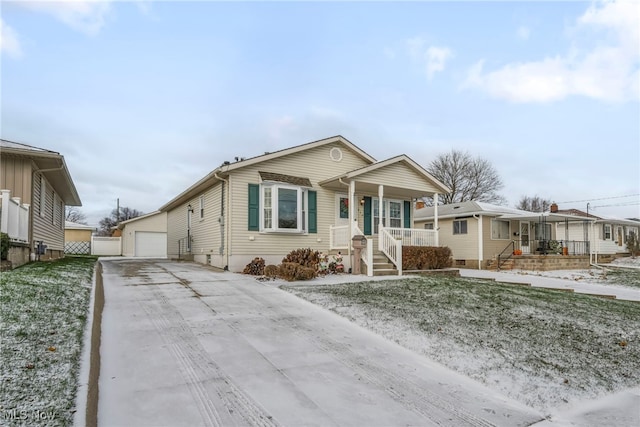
[53,193,60,226]
[491,219,510,240]
[39,176,46,218]
[199,195,205,220]
[603,224,612,240]
[372,198,404,233]
[424,222,434,230]
[260,183,309,233]
[453,219,468,235]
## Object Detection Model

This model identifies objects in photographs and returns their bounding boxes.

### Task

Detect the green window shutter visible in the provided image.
[308,190,317,233]
[363,197,372,235]
[404,201,411,228]
[248,184,259,231]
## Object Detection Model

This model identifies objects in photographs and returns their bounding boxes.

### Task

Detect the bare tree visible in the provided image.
[65,206,88,224]
[97,207,143,236]
[515,195,552,212]
[426,149,506,205]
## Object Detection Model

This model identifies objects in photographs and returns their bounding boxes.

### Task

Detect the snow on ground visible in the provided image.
[274,258,640,427]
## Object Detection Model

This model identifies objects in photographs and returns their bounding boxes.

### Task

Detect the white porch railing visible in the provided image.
[379,226,402,276]
[384,227,438,247]
[329,224,350,249]
[0,189,30,243]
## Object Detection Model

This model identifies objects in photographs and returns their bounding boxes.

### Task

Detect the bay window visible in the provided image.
[249,182,316,233]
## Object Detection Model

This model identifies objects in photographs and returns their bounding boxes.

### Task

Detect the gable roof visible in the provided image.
[1,139,82,206]
[414,201,533,220]
[160,135,374,211]
[318,154,450,195]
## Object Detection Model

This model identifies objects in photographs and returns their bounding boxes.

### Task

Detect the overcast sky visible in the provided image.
[2,0,639,226]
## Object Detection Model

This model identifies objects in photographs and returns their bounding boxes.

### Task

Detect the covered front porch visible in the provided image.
[319,155,450,276]
[493,212,596,271]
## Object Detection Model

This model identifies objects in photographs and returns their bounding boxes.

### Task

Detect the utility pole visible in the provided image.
[116,198,120,224]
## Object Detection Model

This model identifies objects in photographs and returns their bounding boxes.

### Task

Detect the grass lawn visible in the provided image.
[601,266,640,289]
[283,276,640,413]
[0,256,96,426]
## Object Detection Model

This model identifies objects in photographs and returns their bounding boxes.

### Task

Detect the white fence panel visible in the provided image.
[1,190,30,243]
[91,236,121,256]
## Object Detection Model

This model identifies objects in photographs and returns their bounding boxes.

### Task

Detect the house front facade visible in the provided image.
[1,140,81,267]
[550,204,639,262]
[160,136,449,274]
[414,201,538,269]
[415,201,637,270]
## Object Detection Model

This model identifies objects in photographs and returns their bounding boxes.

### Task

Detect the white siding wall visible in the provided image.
[32,171,65,252]
[356,162,441,194]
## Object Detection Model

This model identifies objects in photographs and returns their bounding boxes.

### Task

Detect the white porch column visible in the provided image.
[433,193,439,246]
[378,185,384,230]
[477,214,483,269]
[0,189,10,234]
[349,180,356,237]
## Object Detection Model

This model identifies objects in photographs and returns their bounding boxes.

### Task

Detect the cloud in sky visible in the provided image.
[407,37,453,80]
[462,0,640,103]
[0,18,22,58]
[19,0,112,36]
[517,26,530,40]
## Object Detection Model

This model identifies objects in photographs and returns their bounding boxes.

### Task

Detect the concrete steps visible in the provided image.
[488,258,515,271]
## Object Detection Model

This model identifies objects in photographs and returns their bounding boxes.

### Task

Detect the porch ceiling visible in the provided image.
[319,179,433,199]
[499,213,596,223]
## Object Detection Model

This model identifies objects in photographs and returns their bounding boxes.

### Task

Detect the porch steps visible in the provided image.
[488,258,515,271]
[366,251,399,276]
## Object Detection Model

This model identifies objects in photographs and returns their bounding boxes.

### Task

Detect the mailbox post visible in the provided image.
[351,235,367,275]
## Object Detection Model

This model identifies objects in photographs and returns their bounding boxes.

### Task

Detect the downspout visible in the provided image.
[214,171,230,270]
[473,214,483,269]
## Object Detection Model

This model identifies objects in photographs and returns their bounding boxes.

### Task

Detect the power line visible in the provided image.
[592,201,640,208]
[559,194,640,204]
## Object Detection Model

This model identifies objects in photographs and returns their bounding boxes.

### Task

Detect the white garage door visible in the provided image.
[134,232,167,257]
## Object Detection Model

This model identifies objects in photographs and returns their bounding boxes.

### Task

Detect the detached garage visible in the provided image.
[119,211,168,258]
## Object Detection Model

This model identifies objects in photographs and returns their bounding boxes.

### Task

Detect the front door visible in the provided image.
[520,221,530,254]
[336,194,349,226]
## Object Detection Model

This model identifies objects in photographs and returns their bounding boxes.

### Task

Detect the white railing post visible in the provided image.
[365,238,373,277]
[19,204,29,242]
[8,197,20,239]
[396,238,402,276]
[0,189,9,234]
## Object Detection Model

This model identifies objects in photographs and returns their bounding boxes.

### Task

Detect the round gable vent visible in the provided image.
[329,147,343,162]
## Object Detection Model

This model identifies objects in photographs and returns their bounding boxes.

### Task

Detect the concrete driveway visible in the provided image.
[97,259,543,426]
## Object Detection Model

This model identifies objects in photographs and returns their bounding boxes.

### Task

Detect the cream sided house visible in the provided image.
[0,139,82,267]
[415,201,639,270]
[160,136,450,275]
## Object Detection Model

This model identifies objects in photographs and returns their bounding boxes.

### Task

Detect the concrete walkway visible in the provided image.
[97,259,543,426]
[458,268,640,302]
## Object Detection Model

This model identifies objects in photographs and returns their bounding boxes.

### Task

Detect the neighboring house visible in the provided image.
[118,211,168,258]
[64,221,94,255]
[550,204,639,261]
[0,139,81,267]
[414,201,539,269]
[159,135,450,274]
[415,201,638,270]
